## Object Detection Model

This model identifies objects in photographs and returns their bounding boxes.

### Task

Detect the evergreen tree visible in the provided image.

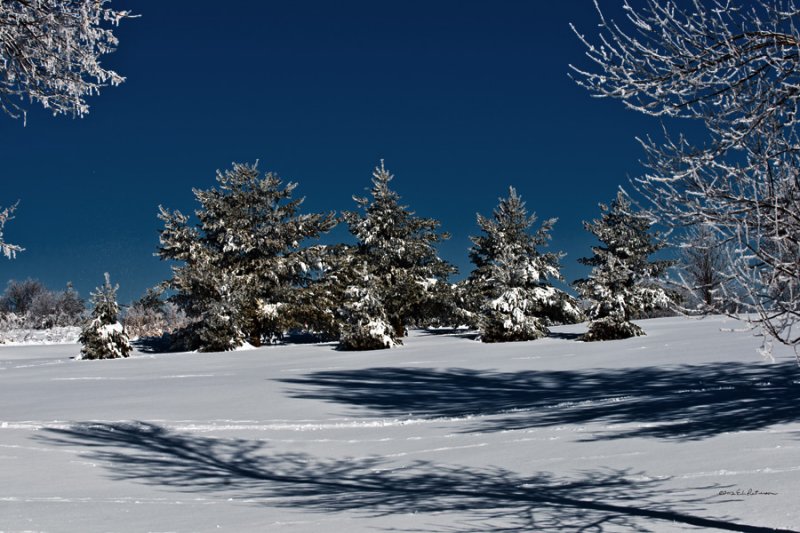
[341,161,454,347]
[574,192,672,341]
[79,273,131,360]
[285,244,354,342]
[469,187,581,343]
[157,162,336,351]
[338,261,396,350]
[57,282,86,325]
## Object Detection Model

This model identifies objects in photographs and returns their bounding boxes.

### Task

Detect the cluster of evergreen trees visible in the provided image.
[74,161,673,359]
[147,161,671,353]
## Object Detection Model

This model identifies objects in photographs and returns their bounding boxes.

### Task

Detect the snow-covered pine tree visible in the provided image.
[338,260,396,350]
[469,187,582,343]
[574,192,672,341]
[342,161,454,346]
[78,273,131,360]
[157,162,336,351]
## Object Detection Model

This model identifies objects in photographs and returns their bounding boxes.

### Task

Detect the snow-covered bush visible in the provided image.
[0,312,24,335]
[469,187,582,343]
[122,288,188,339]
[574,192,672,341]
[78,273,131,360]
[0,278,47,315]
[0,279,85,329]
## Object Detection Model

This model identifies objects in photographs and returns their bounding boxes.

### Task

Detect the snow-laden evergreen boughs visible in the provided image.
[574,192,672,342]
[78,273,131,360]
[278,243,349,342]
[0,1,133,120]
[482,287,550,343]
[338,262,396,351]
[0,203,22,259]
[342,161,454,346]
[469,187,582,343]
[157,162,336,351]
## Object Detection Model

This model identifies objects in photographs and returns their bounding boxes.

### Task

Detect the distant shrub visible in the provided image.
[0,279,85,329]
[0,278,47,315]
[122,287,189,339]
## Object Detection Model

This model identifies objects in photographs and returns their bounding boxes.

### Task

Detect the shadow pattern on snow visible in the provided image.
[280,362,800,440]
[38,422,794,533]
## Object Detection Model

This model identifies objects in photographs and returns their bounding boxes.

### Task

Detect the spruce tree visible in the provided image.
[78,273,131,360]
[157,162,336,351]
[342,161,454,347]
[338,261,396,350]
[574,192,672,341]
[469,187,581,342]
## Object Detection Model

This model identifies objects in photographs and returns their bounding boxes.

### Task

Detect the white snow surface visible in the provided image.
[0,326,81,346]
[1,316,799,532]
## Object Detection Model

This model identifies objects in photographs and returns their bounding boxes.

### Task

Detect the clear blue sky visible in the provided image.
[0,0,657,304]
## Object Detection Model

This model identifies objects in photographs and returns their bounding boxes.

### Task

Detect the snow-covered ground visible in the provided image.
[1,316,799,532]
[0,326,80,346]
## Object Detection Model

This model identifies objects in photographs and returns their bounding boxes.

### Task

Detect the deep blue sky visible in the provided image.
[1,0,657,304]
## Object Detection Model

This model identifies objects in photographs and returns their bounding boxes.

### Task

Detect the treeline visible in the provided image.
[5,160,735,359]
[134,160,674,354]
[0,279,84,329]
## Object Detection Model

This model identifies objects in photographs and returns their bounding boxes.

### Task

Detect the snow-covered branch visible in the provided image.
[573,0,800,348]
[0,0,133,120]
[0,202,22,259]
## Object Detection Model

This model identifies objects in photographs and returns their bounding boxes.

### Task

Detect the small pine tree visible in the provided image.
[574,192,672,341]
[79,273,131,360]
[57,282,86,325]
[469,187,582,343]
[342,161,454,346]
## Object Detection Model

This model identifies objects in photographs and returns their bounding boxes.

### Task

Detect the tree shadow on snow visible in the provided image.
[131,335,182,354]
[280,362,800,440]
[547,331,583,341]
[37,422,796,533]
[418,328,481,340]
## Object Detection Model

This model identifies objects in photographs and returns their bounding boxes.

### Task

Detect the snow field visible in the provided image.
[1,316,799,532]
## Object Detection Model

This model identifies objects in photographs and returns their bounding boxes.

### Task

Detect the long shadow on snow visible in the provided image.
[280,362,800,440]
[38,422,795,533]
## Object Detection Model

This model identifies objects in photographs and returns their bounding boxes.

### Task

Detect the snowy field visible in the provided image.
[1,316,799,532]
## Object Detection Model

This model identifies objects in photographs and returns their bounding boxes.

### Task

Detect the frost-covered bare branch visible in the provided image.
[573,0,800,349]
[0,202,22,258]
[0,0,133,120]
